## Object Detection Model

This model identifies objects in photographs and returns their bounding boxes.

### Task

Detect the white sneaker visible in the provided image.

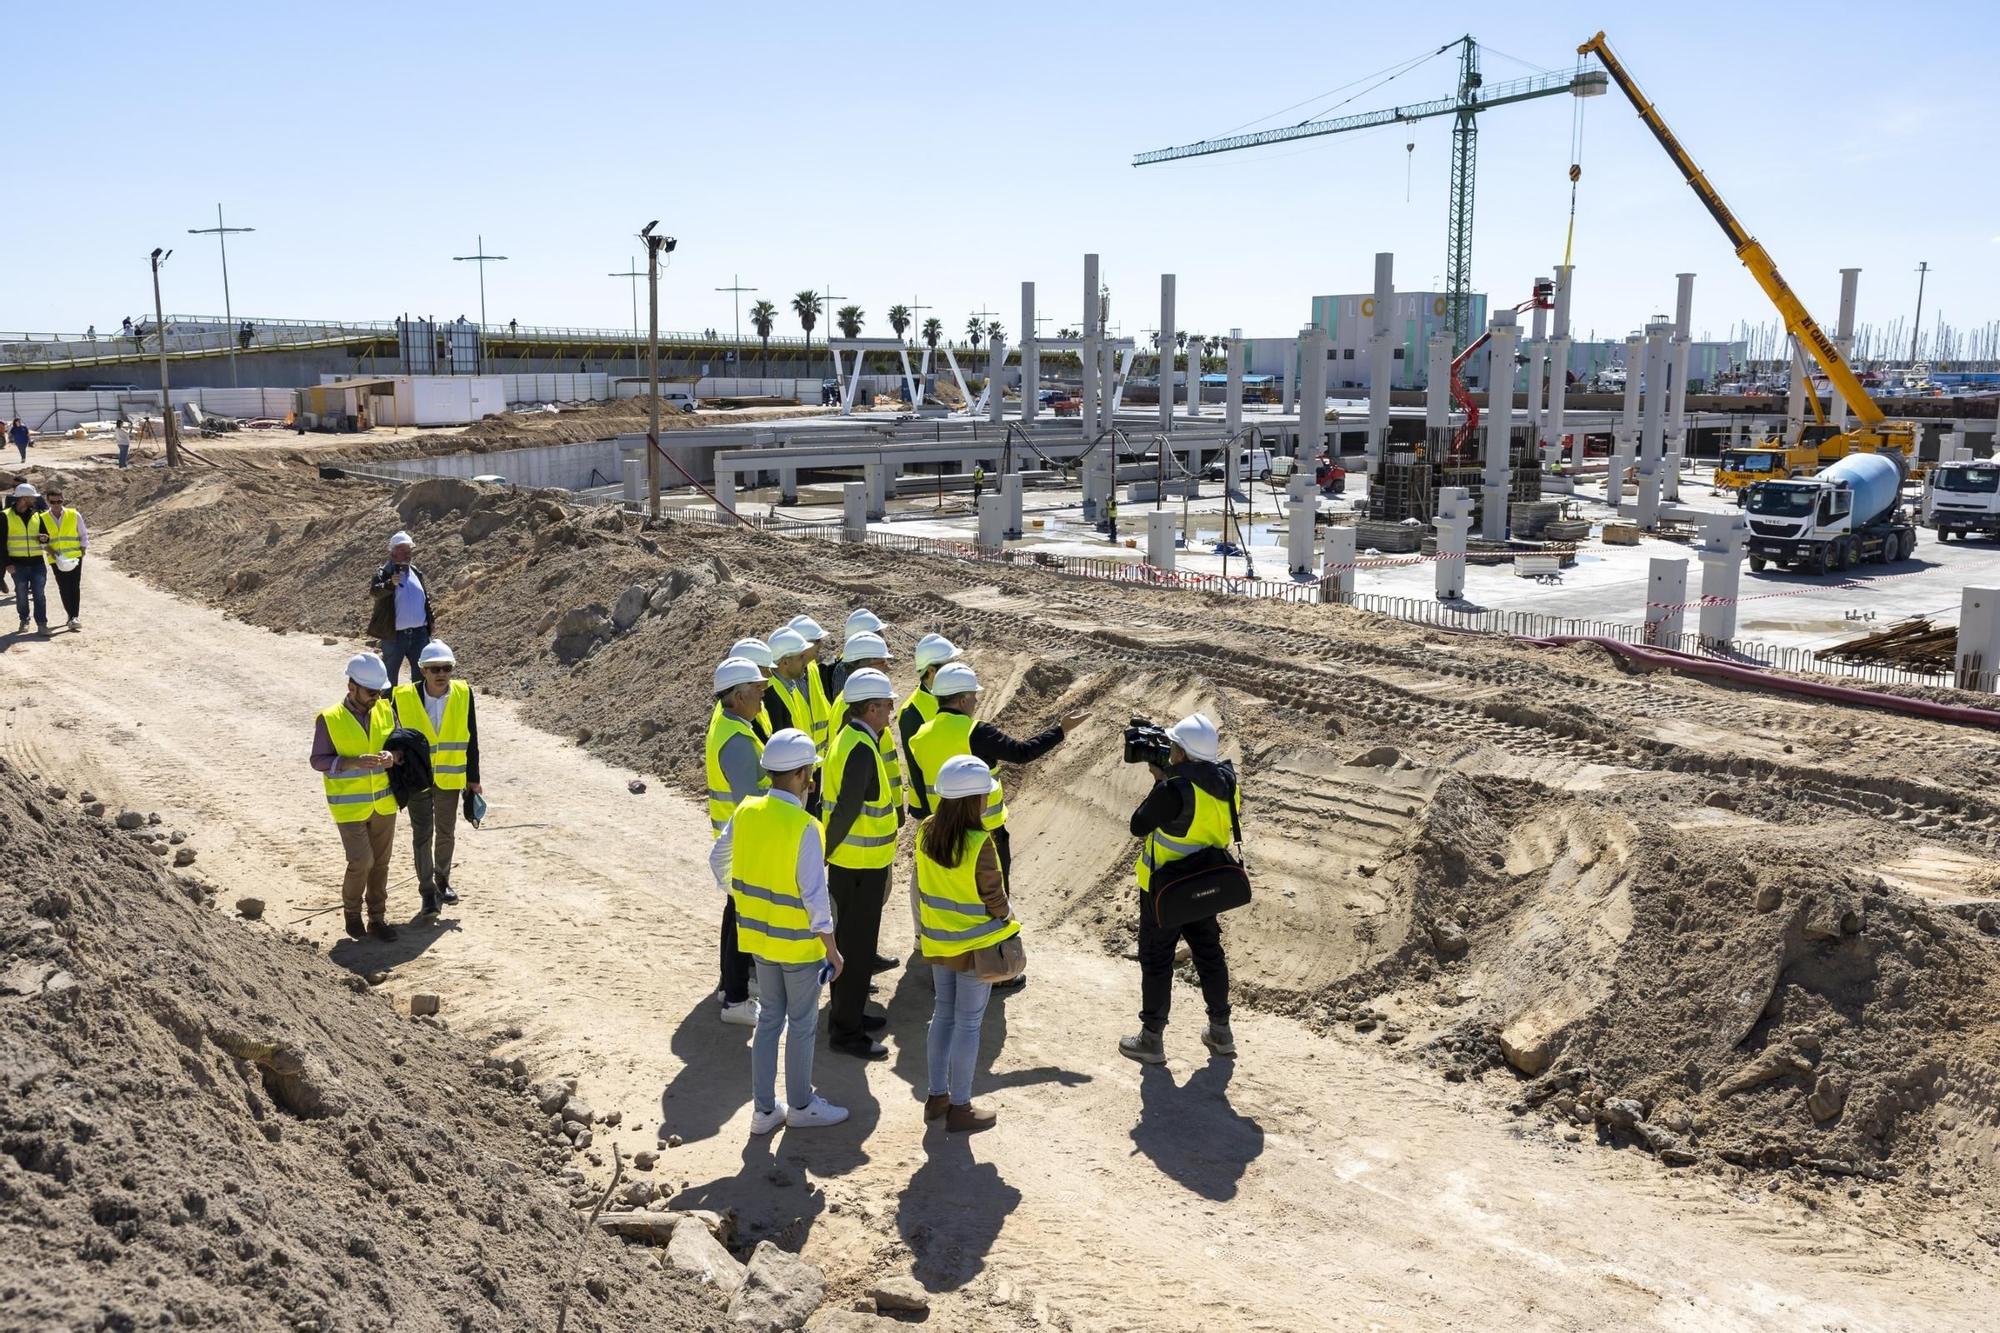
[746,974,760,998]
[719,998,759,1027]
[786,1096,849,1129]
[749,1105,787,1136]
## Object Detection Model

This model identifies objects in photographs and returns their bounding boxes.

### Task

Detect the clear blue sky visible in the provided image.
[11,1,1996,349]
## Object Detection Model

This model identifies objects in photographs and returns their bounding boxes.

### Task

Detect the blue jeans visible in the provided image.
[379,626,430,687]
[751,959,823,1116]
[927,964,993,1105]
[11,560,47,627]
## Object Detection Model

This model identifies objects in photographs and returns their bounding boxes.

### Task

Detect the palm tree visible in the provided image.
[836,304,864,339]
[887,304,911,341]
[986,320,1004,346]
[1057,326,1078,341]
[922,317,942,352]
[1175,330,1188,355]
[748,299,777,364]
[965,315,983,349]
[791,290,822,364]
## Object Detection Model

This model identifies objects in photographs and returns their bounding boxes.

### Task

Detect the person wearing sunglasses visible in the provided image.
[392,640,482,918]
[309,653,402,940]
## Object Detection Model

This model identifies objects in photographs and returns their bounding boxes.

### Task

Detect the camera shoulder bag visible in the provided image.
[1148,784,1252,932]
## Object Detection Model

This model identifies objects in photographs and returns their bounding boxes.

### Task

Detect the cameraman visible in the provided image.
[1120,713,1238,1065]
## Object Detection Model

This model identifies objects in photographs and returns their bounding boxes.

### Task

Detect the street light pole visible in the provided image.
[452,235,508,373]
[149,248,182,467]
[714,274,756,377]
[1910,261,1930,366]
[640,223,677,518]
[187,203,254,387]
[609,258,645,371]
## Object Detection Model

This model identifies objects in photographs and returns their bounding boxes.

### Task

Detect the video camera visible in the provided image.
[1122,717,1174,768]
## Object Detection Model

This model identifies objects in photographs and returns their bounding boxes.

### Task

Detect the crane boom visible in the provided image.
[1577,32,1885,431]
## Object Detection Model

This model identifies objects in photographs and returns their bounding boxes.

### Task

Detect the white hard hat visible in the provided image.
[417,640,456,667]
[845,608,885,636]
[936,754,996,799]
[388,530,415,550]
[761,728,817,773]
[914,634,962,671]
[728,637,776,669]
[1167,712,1220,762]
[787,614,827,643]
[842,631,891,663]
[345,652,391,691]
[931,662,980,697]
[713,656,766,693]
[767,628,809,659]
[10,482,38,499]
[841,667,894,703]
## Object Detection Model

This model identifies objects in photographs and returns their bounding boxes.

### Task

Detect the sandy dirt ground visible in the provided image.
[6,546,1999,1331]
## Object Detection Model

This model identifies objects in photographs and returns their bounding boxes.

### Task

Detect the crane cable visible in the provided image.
[1563,55,1590,268]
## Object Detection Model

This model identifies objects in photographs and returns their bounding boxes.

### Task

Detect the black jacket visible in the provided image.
[367,559,435,642]
[383,728,435,807]
[1131,759,1239,841]
[904,711,1066,819]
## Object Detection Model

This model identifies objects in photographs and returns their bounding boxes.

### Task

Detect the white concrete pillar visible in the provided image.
[1321,525,1357,601]
[1002,470,1023,539]
[1081,253,1100,437]
[1481,311,1520,542]
[1183,438,1202,497]
[778,465,798,505]
[842,481,867,542]
[1020,281,1038,423]
[1550,265,1578,469]
[1433,487,1473,601]
[1225,339,1245,435]
[1287,486,1318,577]
[1297,326,1328,464]
[1696,513,1750,645]
[1664,273,1695,502]
[1185,338,1205,420]
[622,457,643,508]
[863,462,887,520]
[986,340,1007,425]
[976,492,1006,552]
[713,466,736,515]
[1956,587,2000,693]
[1636,321,1672,528]
[1834,268,1860,433]
[1425,335,1453,435]
[1526,275,1550,464]
[1101,341,1116,428]
[1366,252,1394,466]
[1146,508,1177,573]
[1645,557,1689,646]
[1610,333,1642,508]
[1158,274,1177,433]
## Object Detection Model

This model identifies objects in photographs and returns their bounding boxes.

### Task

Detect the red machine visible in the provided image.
[1447,279,1555,459]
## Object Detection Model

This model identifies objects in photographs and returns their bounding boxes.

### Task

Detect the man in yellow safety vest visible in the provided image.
[39,482,87,632]
[763,627,828,811]
[393,640,482,919]
[309,653,403,941]
[822,668,900,1060]
[706,655,770,1027]
[708,728,849,1134]
[1120,713,1240,1064]
[5,482,50,635]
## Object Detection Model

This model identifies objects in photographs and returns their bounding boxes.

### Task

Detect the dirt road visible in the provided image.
[5,549,1996,1331]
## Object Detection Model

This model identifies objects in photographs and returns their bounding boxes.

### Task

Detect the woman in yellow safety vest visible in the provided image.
[913,754,1021,1133]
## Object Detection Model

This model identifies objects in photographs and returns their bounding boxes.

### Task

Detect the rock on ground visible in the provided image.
[726,1242,826,1332]
[667,1216,747,1299]
[869,1274,931,1312]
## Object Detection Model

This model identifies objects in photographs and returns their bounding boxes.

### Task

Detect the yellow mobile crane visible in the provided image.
[1578,33,1916,470]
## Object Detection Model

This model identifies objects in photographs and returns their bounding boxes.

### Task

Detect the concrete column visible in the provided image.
[986,340,1007,425]
[1636,322,1672,528]
[1526,275,1550,464]
[622,457,643,508]
[1956,587,2000,693]
[1321,525,1357,601]
[778,465,798,505]
[1834,268,1860,432]
[1225,339,1245,435]
[1549,265,1578,469]
[842,481,867,542]
[1610,334,1642,508]
[1185,338,1205,420]
[1296,326,1328,463]
[1001,470,1023,539]
[1146,509,1178,573]
[1020,281,1038,423]
[1480,311,1519,541]
[1158,274,1177,433]
[1081,253,1100,437]
[1287,485,1318,577]
[863,462,887,520]
[1101,341,1116,428]
[1183,438,1202,498]
[1645,557,1689,646]
[713,466,736,515]
[976,492,1006,552]
[1433,487,1473,601]
[1696,513,1750,645]
[1664,273,1695,502]
[1366,252,1394,466]
[1425,335,1453,435]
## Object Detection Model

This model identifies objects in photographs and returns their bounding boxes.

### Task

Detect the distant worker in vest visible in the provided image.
[708,728,849,1133]
[394,640,482,919]
[368,531,434,687]
[706,655,771,1027]
[822,668,901,1060]
[1121,713,1240,1065]
[971,464,986,505]
[915,754,1019,1132]
[310,653,403,942]
[762,627,824,811]
[40,484,86,631]
[1105,495,1119,543]
[6,482,50,635]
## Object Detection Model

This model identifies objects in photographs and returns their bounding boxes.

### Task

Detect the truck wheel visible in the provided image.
[1813,548,1831,577]
[1900,529,1918,561]
[1748,554,1766,573]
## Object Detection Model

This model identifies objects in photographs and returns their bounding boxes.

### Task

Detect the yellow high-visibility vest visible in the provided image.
[704,707,766,837]
[767,673,827,759]
[727,795,826,965]
[42,508,82,560]
[319,700,397,824]
[1135,778,1240,892]
[832,691,904,814]
[909,711,1006,830]
[915,826,1019,958]
[824,722,896,870]
[391,680,472,791]
[4,509,47,559]
[805,663,834,753]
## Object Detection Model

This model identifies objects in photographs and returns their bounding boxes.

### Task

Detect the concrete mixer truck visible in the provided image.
[1742,449,1916,574]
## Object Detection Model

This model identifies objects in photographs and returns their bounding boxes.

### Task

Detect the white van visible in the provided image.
[1202,447,1278,482]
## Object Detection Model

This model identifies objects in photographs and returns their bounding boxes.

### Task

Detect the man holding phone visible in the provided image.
[367,531,433,687]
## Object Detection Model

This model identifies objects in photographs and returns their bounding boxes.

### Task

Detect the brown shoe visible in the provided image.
[924,1094,949,1122]
[344,911,366,940]
[945,1102,996,1134]
[367,918,399,942]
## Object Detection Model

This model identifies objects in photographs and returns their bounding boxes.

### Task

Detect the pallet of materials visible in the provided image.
[1602,522,1641,545]
[1353,520,1424,553]
[1822,618,1955,673]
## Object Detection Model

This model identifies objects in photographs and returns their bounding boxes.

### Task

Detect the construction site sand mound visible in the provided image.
[0,756,726,1332]
[86,468,2000,1230]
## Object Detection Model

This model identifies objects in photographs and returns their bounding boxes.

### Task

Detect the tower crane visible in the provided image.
[1133,36,1606,351]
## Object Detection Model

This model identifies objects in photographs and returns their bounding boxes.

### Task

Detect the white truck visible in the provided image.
[1922,459,2000,541]
[1743,448,1917,574]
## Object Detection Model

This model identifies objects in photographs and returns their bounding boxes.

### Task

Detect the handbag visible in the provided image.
[968,932,1027,985]
[1146,790,1252,931]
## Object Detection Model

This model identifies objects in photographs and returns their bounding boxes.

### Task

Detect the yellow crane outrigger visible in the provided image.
[1578,32,1915,466]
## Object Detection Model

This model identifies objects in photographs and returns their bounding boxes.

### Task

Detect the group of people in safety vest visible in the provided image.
[704,605,1243,1135]
[5,480,89,635]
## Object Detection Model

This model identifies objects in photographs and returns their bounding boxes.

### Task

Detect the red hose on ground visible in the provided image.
[1526,635,2000,732]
